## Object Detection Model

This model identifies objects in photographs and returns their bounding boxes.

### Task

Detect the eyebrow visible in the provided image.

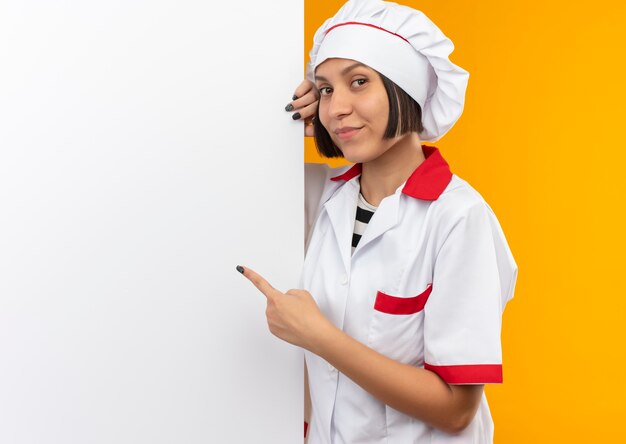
[315,62,369,82]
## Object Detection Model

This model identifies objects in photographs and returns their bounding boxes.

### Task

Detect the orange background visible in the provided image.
[303,1,626,442]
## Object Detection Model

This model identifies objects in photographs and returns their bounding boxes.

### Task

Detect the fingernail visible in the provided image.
[292,112,301,120]
[236,265,244,274]
[292,94,298,100]
[285,103,294,111]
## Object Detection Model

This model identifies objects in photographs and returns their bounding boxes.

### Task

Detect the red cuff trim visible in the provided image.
[424,363,503,384]
[304,421,308,438]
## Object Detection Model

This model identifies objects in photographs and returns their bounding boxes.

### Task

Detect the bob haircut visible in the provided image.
[313,70,424,159]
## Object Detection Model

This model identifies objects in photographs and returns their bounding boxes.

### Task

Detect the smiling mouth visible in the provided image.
[336,127,362,141]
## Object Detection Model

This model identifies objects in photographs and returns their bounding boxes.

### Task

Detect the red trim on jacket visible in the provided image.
[329,162,362,182]
[424,363,503,384]
[374,284,432,315]
[330,145,453,201]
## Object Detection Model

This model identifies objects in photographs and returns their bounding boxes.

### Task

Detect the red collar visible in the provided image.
[329,145,452,201]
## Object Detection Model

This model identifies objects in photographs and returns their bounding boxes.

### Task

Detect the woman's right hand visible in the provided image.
[286,79,320,137]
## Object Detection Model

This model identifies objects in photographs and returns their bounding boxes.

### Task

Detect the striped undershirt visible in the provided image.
[352,189,378,255]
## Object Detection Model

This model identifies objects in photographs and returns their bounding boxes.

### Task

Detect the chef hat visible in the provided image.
[306,0,469,142]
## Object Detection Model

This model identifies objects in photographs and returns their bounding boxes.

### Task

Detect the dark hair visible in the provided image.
[313,70,424,158]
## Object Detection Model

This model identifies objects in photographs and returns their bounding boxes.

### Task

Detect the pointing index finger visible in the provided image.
[237,265,277,299]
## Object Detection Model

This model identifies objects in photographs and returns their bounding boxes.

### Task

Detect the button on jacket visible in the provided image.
[300,145,518,444]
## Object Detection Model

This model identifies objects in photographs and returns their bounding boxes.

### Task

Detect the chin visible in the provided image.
[336,147,356,163]
[340,147,375,164]
[332,141,354,161]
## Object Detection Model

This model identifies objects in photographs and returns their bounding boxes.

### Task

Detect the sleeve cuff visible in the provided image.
[424,363,503,384]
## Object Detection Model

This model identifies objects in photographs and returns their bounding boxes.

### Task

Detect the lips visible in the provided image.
[335,126,363,141]
[334,126,362,134]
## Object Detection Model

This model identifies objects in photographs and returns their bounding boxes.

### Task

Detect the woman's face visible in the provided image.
[314,58,405,164]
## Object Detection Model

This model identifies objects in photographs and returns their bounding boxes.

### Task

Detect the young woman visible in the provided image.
[237,1,518,443]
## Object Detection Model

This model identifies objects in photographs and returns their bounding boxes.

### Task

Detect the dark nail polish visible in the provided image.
[292,94,298,100]
[285,103,294,111]
[236,265,244,274]
[292,112,301,120]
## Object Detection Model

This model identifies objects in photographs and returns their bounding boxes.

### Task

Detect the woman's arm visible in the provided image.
[310,322,483,434]
[239,267,483,435]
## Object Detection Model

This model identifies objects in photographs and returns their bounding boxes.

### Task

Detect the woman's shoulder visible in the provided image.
[304,162,355,180]
[304,162,354,185]
[434,174,490,213]
[430,174,503,243]
[304,162,355,206]
[304,162,355,251]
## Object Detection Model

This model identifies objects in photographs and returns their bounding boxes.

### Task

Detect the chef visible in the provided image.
[238,1,518,443]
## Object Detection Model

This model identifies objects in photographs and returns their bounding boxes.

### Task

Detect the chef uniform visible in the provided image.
[299,1,518,443]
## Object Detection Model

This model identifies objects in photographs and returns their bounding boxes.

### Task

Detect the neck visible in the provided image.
[359,133,425,207]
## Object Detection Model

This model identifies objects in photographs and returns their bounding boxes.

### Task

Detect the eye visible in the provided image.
[352,78,368,87]
[318,86,332,96]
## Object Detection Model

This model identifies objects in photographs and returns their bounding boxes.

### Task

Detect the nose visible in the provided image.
[327,87,352,120]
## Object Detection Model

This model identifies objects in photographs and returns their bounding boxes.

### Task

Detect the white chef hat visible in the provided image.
[306,0,470,143]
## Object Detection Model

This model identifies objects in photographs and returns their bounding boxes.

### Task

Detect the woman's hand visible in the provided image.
[237,265,334,351]
[286,79,320,137]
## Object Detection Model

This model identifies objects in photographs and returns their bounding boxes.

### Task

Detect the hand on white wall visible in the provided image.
[237,265,333,353]
[285,79,320,137]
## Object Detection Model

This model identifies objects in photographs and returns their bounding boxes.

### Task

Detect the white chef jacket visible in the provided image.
[300,145,518,444]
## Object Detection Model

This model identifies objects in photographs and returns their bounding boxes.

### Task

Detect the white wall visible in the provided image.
[0,1,304,442]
